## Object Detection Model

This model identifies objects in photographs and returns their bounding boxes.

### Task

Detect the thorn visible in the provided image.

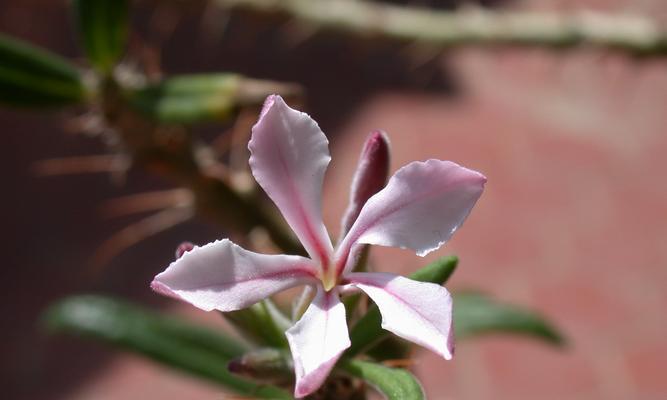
[210,128,236,155]
[32,155,129,177]
[401,41,443,71]
[281,19,319,48]
[89,207,194,276]
[199,1,231,47]
[63,112,109,137]
[100,189,193,218]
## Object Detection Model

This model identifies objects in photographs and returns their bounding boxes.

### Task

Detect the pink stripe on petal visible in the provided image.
[286,287,350,398]
[347,272,454,360]
[152,239,317,312]
[249,95,333,267]
[336,159,485,275]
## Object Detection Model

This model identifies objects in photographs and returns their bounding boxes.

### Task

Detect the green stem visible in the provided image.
[216,0,667,56]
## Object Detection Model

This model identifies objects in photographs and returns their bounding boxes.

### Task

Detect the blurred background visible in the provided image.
[2,0,667,399]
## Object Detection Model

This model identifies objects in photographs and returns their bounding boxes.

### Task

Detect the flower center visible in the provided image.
[320,262,338,292]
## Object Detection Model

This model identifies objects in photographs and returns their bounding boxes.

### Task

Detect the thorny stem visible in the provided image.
[100,77,304,256]
[216,0,667,56]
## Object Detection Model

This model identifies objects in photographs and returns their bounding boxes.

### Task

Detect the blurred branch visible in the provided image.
[216,0,667,56]
[0,24,304,258]
[32,154,128,176]
[101,189,193,218]
[43,295,292,399]
[92,206,194,270]
[100,78,304,255]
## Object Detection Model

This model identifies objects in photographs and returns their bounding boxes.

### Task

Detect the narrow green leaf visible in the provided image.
[43,295,292,399]
[408,255,458,283]
[0,34,85,107]
[126,74,242,123]
[347,256,458,357]
[125,74,301,124]
[73,0,129,74]
[340,359,424,400]
[454,292,565,345]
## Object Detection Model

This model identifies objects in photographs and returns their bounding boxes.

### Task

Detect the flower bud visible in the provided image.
[339,130,390,238]
[175,241,195,259]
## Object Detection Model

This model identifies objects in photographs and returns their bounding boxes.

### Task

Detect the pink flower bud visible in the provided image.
[175,242,195,259]
[340,130,390,237]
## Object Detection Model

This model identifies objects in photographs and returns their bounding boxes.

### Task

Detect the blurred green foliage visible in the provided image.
[73,0,129,75]
[0,34,86,107]
[43,295,292,399]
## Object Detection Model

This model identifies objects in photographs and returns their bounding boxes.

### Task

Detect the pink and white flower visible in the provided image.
[151,95,486,397]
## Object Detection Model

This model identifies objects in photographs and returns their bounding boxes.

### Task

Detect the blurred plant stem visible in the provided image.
[216,0,667,56]
[100,76,304,255]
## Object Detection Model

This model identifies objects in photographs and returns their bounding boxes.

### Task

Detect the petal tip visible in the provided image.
[459,164,487,187]
[446,345,455,360]
[367,129,390,146]
[259,94,280,120]
[291,355,343,398]
[475,171,488,186]
[294,384,315,399]
[150,279,180,300]
[443,341,455,360]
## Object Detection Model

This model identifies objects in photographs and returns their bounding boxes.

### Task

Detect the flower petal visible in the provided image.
[249,95,333,266]
[347,272,454,359]
[336,159,485,273]
[152,239,317,312]
[286,287,350,398]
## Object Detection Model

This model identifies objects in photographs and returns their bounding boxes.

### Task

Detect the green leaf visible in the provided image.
[43,295,292,399]
[125,74,301,124]
[0,34,86,107]
[125,74,242,123]
[347,256,458,357]
[454,292,565,346]
[340,359,424,400]
[408,255,458,283]
[73,0,129,74]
